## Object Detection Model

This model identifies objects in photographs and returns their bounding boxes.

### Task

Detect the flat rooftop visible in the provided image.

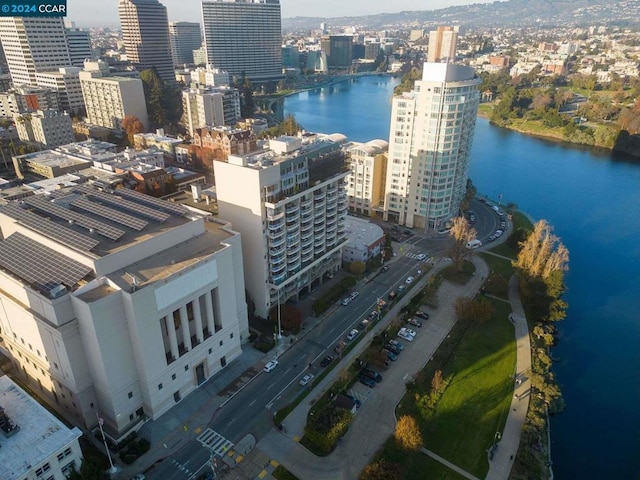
[17,150,91,170]
[0,376,82,480]
[344,216,385,250]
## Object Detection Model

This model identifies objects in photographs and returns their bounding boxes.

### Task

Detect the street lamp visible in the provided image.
[96,413,118,475]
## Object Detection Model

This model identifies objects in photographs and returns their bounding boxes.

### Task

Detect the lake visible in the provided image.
[283,74,640,479]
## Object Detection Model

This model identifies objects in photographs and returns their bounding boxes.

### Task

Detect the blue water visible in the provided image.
[283,75,640,479]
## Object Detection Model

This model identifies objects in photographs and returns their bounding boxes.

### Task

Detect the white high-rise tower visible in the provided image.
[0,18,71,86]
[383,63,481,231]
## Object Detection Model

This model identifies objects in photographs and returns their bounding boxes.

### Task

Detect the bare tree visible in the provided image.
[514,220,569,279]
[448,216,477,272]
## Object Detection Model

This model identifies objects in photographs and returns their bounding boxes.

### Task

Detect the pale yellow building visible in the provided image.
[345,139,388,217]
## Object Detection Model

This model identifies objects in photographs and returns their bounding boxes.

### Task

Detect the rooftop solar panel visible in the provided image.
[70,197,148,231]
[73,185,170,223]
[24,196,125,242]
[0,203,99,252]
[0,233,93,296]
[116,188,189,216]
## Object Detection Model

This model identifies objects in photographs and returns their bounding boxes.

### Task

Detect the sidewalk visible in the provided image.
[258,256,490,480]
[485,274,532,480]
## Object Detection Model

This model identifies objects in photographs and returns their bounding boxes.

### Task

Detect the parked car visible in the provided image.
[488,235,496,242]
[368,310,379,320]
[416,253,427,261]
[387,351,398,361]
[347,329,359,341]
[263,360,278,372]
[334,341,347,354]
[388,291,397,300]
[357,319,370,331]
[406,276,415,285]
[361,368,383,382]
[384,343,401,355]
[415,311,429,320]
[320,355,334,367]
[130,475,146,480]
[399,327,417,338]
[350,291,359,299]
[500,221,506,229]
[341,296,352,306]
[398,330,414,342]
[347,394,362,408]
[359,375,376,388]
[398,285,406,292]
[407,318,423,328]
[495,229,504,238]
[299,373,315,386]
[388,339,404,350]
[380,265,390,273]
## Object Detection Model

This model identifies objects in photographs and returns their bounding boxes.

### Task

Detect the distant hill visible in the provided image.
[283,0,640,31]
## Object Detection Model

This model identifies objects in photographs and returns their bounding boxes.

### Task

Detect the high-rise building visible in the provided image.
[214,135,349,318]
[118,0,175,84]
[0,185,248,439]
[320,35,353,69]
[14,109,75,148]
[345,139,388,217]
[383,63,481,230]
[427,26,458,63]
[182,86,240,136]
[169,21,202,66]
[36,67,85,114]
[65,27,93,67]
[0,18,71,86]
[201,0,282,83]
[0,85,59,117]
[79,60,149,133]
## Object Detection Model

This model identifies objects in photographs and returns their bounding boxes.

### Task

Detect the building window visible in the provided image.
[158,383,163,390]
[174,391,181,403]
[129,414,134,421]
[184,365,189,372]
[136,407,144,417]
[230,333,234,339]
[172,373,176,380]
[208,348,212,354]
[219,340,223,346]
[220,356,227,368]
[128,392,133,399]
[61,461,76,476]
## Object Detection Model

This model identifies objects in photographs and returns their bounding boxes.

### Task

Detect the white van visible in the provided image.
[466,239,482,249]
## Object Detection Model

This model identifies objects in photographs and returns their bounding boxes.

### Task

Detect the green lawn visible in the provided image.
[439,260,475,284]
[389,300,515,479]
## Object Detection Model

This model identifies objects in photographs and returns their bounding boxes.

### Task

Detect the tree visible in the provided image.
[360,460,402,480]
[238,73,255,118]
[394,415,423,451]
[454,296,495,323]
[121,115,144,145]
[514,220,569,280]
[349,261,366,276]
[268,304,302,334]
[140,69,167,129]
[431,369,445,395]
[460,178,477,212]
[448,216,477,272]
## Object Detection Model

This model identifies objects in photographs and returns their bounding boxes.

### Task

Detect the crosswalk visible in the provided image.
[196,428,234,457]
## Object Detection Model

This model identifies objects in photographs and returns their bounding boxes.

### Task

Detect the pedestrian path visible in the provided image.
[420,448,481,480]
[196,428,234,457]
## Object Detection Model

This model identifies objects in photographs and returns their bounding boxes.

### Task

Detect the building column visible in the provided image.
[204,290,215,334]
[165,316,179,361]
[193,298,204,343]
[180,305,192,351]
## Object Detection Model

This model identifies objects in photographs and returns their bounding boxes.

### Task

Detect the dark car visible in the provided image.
[388,291,397,300]
[404,229,413,236]
[361,368,382,382]
[387,351,398,361]
[359,375,376,388]
[415,311,429,320]
[347,394,362,408]
[380,265,390,273]
[407,318,422,328]
[320,355,334,367]
[357,319,370,331]
[384,343,401,355]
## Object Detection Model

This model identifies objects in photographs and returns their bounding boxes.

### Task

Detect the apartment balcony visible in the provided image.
[285,202,299,215]
[326,224,337,237]
[314,243,326,256]
[314,190,326,201]
[270,243,286,256]
[286,211,300,224]
[269,235,286,249]
[271,271,287,285]
[288,242,301,256]
[301,249,314,263]
[300,198,313,209]
[327,184,338,195]
[326,195,338,207]
[326,237,336,249]
[287,232,300,244]
[287,256,301,269]
[267,210,285,221]
[268,220,285,231]
[300,228,314,242]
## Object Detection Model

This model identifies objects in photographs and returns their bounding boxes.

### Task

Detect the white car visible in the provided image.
[397,330,414,342]
[350,291,359,299]
[347,328,359,341]
[399,327,417,338]
[416,253,427,261]
[341,297,352,306]
[263,360,278,372]
[406,276,415,285]
[299,373,315,386]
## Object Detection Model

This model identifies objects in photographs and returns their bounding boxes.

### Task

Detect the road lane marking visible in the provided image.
[249,399,257,406]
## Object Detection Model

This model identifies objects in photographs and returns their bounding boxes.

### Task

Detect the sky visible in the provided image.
[67,0,494,28]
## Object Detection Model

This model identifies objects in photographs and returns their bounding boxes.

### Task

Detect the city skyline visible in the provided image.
[66,0,497,27]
